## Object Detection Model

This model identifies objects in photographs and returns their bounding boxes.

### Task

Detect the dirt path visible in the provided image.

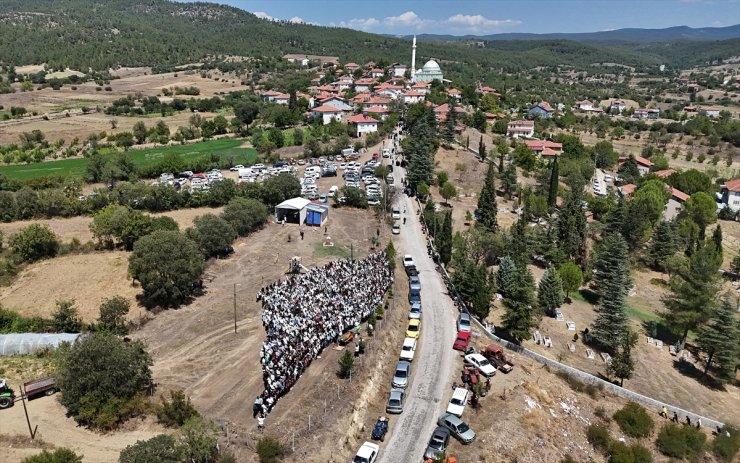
[377,147,459,463]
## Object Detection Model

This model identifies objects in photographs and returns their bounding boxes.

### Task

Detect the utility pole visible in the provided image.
[21,386,37,440]
[233,283,238,334]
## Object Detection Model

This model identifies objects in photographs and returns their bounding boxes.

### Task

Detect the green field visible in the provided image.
[0,139,257,180]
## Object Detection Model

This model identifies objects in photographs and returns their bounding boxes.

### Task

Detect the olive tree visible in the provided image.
[128,231,205,306]
[221,197,269,236]
[9,224,59,262]
[185,214,236,258]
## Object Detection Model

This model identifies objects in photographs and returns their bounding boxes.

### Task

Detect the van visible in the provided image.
[328,185,339,197]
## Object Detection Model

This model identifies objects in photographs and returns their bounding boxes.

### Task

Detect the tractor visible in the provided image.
[0,379,16,409]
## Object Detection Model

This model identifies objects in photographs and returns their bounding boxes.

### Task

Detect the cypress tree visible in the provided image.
[502,266,538,343]
[510,214,530,267]
[479,137,486,159]
[538,267,564,317]
[697,296,739,382]
[496,257,517,298]
[649,221,677,271]
[547,158,559,208]
[438,211,453,265]
[497,143,508,174]
[592,233,631,352]
[500,163,517,200]
[710,225,723,268]
[477,162,498,232]
[556,188,587,264]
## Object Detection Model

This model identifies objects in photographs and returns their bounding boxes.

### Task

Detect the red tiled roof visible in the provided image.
[620,184,637,195]
[312,105,343,113]
[724,179,740,192]
[541,147,560,157]
[535,101,554,112]
[345,62,359,68]
[654,169,676,179]
[366,97,391,105]
[370,68,384,73]
[447,88,461,94]
[671,188,689,202]
[346,114,378,124]
[507,120,535,127]
[412,82,431,88]
[525,140,563,152]
[261,90,281,96]
[618,155,653,168]
[404,90,425,97]
[365,106,389,113]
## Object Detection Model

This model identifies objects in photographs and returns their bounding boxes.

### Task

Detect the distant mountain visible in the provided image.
[406,25,740,43]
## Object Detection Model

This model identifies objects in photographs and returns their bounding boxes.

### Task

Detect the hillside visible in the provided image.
[411,24,740,43]
[0,0,738,76]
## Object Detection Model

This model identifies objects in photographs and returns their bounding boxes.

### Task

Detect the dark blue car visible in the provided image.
[371,417,389,441]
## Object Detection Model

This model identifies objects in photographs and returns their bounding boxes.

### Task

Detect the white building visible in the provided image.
[506,120,535,138]
[720,179,740,212]
[346,114,379,136]
[312,105,345,125]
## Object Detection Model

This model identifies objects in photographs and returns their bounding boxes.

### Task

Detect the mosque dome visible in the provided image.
[422,60,440,72]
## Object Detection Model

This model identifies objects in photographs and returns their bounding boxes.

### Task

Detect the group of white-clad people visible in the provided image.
[253,252,392,417]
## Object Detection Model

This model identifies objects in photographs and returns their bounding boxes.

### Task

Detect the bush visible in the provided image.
[656,423,706,459]
[119,434,185,463]
[97,295,130,335]
[608,441,634,463]
[712,426,740,462]
[613,402,654,438]
[631,445,652,463]
[156,389,199,427]
[221,197,268,236]
[337,349,355,378]
[52,299,83,333]
[180,416,220,463]
[22,448,83,463]
[256,436,287,463]
[55,332,153,429]
[587,424,611,454]
[594,406,610,422]
[185,213,235,258]
[9,224,59,262]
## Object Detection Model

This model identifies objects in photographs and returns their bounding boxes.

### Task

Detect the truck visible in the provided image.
[480,344,514,373]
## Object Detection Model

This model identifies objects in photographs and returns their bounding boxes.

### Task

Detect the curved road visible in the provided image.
[379,140,459,463]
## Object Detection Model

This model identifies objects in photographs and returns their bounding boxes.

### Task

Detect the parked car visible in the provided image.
[400,337,417,361]
[386,388,406,414]
[457,312,471,333]
[371,416,389,441]
[423,427,451,460]
[392,224,401,235]
[403,255,415,268]
[437,413,476,444]
[409,275,421,292]
[392,361,412,388]
[408,289,421,304]
[452,331,471,351]
[392,207,401,220]
[408,302,421,320]
[406,319,421,339]
[446,387,469,417]
[353,441,380,463]
[229,165,244,171]
[463,353,497,377]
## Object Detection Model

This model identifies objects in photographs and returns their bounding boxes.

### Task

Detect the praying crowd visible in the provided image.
[254,252,392,414]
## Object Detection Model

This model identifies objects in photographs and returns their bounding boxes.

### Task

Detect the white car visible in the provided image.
[392,207,401,220]
[447,387,469,417]
[464,353,497,377]
[403,255,415,268]
[229,164,244,171]
[353,441,379,463]
[400,337,417,362]
[392,224,401,235]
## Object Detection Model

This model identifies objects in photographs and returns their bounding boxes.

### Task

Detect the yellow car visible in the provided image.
[406,319,421,339]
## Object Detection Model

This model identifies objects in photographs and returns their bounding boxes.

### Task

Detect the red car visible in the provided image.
[452,331,471,351]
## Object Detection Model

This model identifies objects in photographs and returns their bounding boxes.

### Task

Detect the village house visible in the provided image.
[701,106,721,118]
[364,97,392,110]
[283,54,338,67]
[344,62,360,72]
[411,81,431,95]
[447,88,462,101]
[618,155,653,176]
[364,106,389,120]
[654,169,676,179]
[618,183,637,197]
[389,63,407,77]
[528,101,555,119]
[524,139,563,157]
[719,179,740,212]
[506,120,535,138]
[353,78,376,93]
[311,105,345,125]
[575,99,594,111]
[316,96,352,111]
[369,68,384,79]
[476,85,500,96]
[632,108,660,120]
[433,103,466,122]
[665,187,689,221]
[610,100,626,114]
[271,93,290,105]
[403,90,426,104]
[375,84,405,100]
[346,114,379,137]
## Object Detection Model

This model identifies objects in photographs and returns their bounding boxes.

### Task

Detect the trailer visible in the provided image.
[24,377,57,399]
[481,344,514,373]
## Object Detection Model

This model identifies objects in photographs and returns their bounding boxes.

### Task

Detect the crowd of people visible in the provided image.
[254,252,392,415]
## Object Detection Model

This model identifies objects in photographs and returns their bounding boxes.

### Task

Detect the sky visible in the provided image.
[177,0,740,35]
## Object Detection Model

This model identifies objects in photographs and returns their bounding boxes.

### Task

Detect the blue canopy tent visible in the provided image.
[305,204,329,226]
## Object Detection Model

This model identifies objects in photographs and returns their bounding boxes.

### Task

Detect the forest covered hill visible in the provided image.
[0,0,738,76]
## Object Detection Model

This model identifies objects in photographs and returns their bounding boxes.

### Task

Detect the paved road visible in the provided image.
[378,138,459,463]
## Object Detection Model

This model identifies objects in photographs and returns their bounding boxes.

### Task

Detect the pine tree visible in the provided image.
[617,154,640,184]
[496,257,517,298]
[547,158,559,208]
[604,197,627,236]
[649,221,677,272]
[557,188,587,264]
[663,244,721,342]
[538,268,564,317]
[510,214,530,267]
[697,296,739,383]
[502,266,538,343]
[500,163,517,200]
[438,211,453,265]
[477,162,498,232]
[592,233,631,352]
[607,332,637,387]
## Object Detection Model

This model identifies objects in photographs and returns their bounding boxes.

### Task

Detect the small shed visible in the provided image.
[306,203,329,226]
[0,333,83,356]
[275,197,311,224]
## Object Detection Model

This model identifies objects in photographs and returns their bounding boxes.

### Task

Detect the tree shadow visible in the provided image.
[640,320,680,343]
[671,357,726,391]
[578,289,599,305]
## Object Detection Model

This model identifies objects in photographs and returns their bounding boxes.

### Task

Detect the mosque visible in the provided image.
[410,35,443,83]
